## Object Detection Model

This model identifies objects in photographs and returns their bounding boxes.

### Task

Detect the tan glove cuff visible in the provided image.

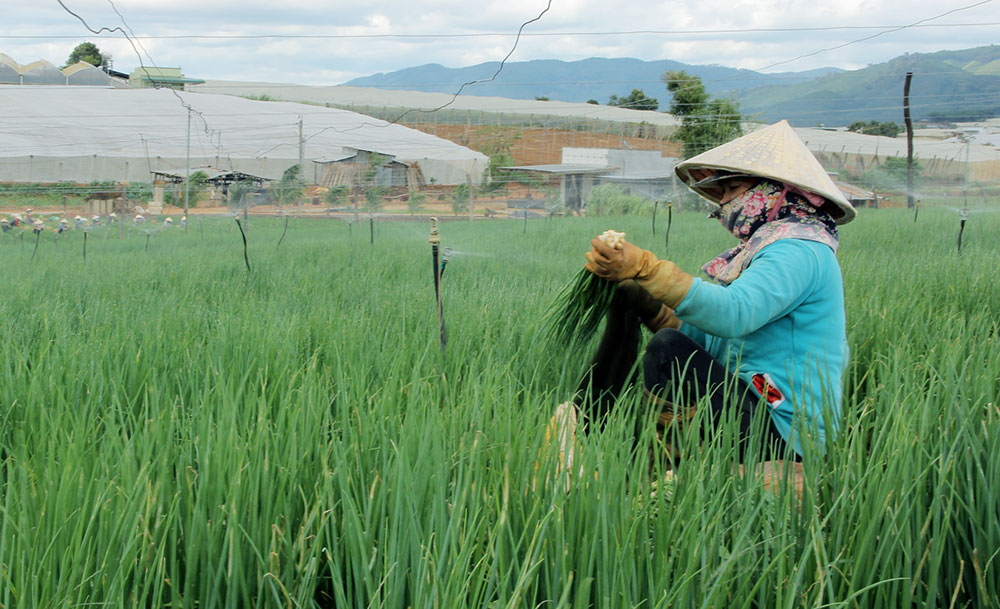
[636,259,694,309]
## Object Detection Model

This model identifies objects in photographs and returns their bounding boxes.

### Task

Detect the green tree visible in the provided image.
[476,126,521,193]
[452,184,470,216]
[662,70,742,158]
[227,178,256,210]
[363,187,385,211]
[274,164,304,206]
[848,120,902,138]
[65,42,107,68]
[607,89,659,111]
[324,185,349,207]
[407,191,427,214]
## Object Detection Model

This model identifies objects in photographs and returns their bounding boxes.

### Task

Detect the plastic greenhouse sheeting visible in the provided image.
[0,86,487,185]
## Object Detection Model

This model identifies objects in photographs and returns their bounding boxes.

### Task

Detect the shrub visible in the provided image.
[585,183,655,216]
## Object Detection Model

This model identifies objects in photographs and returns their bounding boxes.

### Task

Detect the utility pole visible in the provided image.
[467,175,474,221]
[298,117,304,217]
[184,107,191,234]
[903,72,915,209]
[965,136,971,185]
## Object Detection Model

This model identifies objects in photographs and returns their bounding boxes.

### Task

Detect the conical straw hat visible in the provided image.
[675,120,856,224]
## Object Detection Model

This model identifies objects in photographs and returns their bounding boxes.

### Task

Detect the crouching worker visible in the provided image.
[575,120,855,467]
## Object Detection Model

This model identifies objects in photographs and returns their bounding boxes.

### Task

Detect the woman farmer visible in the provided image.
[576,120,854,462]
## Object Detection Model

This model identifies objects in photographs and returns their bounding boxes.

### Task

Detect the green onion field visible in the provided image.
[1,207,998,608]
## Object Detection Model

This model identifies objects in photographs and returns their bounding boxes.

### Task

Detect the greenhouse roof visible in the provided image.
[0,86,487,185]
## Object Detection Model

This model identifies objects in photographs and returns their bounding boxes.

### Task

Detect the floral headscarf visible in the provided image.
[702,179,839,285]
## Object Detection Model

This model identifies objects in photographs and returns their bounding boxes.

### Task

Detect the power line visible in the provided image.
[6,21,999,40]
[746,0,994,73]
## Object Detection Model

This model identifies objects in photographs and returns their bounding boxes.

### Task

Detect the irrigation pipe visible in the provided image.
[958,209,968,254]
[429,217,447,355]
[235,218,251,272]
[664,203,673,253]
[277,215,289,248]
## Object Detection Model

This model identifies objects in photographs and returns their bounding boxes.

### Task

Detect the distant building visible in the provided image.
[501,147,678,210]
[0,54,114,86]
[129,66,205,91]
[150,167,269,210]
[314,148,423,190]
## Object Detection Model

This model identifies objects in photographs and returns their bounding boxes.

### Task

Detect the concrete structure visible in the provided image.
[502,147,677,210]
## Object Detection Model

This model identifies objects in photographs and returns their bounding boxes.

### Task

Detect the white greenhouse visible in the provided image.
[0,86,488,186]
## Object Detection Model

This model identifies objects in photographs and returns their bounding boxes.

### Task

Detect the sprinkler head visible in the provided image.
[429,217,440,245]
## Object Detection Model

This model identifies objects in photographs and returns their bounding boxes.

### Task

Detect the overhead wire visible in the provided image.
[29,0,1000,193]
[7,20,999,40]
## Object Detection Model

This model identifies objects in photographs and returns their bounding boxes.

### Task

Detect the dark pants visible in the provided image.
[643,329,798,462]
[575,288,798,463]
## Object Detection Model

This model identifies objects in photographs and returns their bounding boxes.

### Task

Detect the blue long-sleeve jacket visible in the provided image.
[673,238,848,455]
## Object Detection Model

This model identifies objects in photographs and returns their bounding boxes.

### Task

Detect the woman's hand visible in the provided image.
[586,238,694,308]
[585,238,646,281]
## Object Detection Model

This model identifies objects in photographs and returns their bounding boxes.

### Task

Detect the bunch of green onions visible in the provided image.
[544,230,624,345]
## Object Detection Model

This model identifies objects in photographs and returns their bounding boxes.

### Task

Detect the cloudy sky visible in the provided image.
[4,0,998,85]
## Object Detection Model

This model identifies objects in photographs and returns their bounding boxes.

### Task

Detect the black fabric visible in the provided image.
[573,285,643,429]
[642,329,800,463]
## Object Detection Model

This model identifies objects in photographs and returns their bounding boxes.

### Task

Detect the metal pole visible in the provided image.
[965,138,971,185]
[298,117,304,217]
[904,72,915,209]
[184,107,191,234]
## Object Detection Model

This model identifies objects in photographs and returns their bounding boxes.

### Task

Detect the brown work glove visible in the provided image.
[585,239,693,308]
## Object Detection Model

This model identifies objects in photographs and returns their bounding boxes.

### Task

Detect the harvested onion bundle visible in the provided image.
[544,230,625,345]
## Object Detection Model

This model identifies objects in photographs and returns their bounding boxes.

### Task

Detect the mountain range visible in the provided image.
[343,45,1000,126]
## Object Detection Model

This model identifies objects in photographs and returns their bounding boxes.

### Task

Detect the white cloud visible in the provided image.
[2,0,997,85]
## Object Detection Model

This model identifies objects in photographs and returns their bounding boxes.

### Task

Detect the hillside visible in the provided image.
[737,45,1000,126]
[343,46,1000,128]
[343,57,841,105]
